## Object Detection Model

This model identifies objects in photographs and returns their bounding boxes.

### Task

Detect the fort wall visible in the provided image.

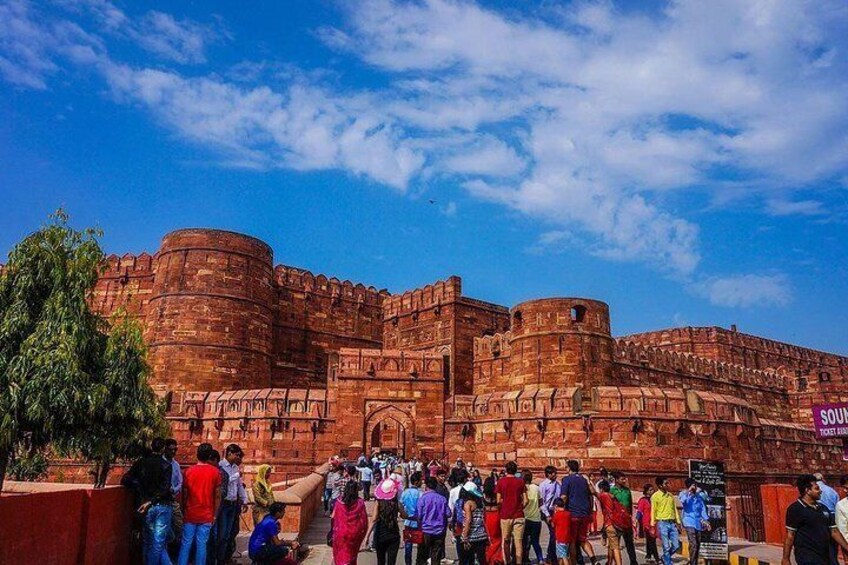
[272,265,386,388]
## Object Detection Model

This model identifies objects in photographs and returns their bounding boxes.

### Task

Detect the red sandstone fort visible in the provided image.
[86,228,847,488]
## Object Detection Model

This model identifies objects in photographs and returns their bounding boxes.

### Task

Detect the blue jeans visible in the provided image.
[178,522,211,565]
[523,519,544,563]
[216,501,240,563]
[656,521,680,565]
[145,504,174,565]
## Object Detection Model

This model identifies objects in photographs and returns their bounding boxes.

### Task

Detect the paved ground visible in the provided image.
[230,503,789,565]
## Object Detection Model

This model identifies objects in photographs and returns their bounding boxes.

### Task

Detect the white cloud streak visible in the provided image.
[2,0,847,303]
[691,274,792,308]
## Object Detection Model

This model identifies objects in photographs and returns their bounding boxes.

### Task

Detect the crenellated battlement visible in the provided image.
[473,332,513,360]
[446,386,761,426]
[614,339,788,391]
[168,388,328,420]
[382,276,462,319]
[336,348,446,380]
[274,265,387,307]
[101,252,156,277]
[622,326,848,372]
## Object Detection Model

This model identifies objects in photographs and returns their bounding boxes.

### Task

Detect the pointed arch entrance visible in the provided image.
[364,405,414,457]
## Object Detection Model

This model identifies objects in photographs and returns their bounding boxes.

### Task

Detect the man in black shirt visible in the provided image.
[783,474,848,565]
[136,437,175,564]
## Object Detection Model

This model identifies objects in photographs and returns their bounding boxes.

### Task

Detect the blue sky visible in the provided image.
[1,0,847,354]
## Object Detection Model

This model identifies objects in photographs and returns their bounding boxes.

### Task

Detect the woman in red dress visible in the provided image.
[482,476,503,565]
[332,481,369,565]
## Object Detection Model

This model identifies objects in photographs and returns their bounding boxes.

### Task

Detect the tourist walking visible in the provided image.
[561,460,597,565]
[496,460,527,565]
[253,464,276,526]
[400,472,424,565]
[450,469,471,556]
[679,478,710,565]
[435,468,451,498]
[332,481,369,565]
[483,476,504,565]
[248,502,300,565]
[366,479,402,565]
[550,499,573,565]
[206,449,228,565]
[459,481,489,565]
[416,476,451,565]
[611,472,639,565]
[217,443,248,564]
[472,469,484,489]
[325,460,341,514]
[137,437,175,565]
[357,461,375,501]
[162,439,183,556]
[598,480,632,565]
[837,475,848,565]
[635,485,660,564]
[650,477,681,565]
[782,474,848,565]
[178,443,222,565]
[539,465,562,565]
[523,470,544,565]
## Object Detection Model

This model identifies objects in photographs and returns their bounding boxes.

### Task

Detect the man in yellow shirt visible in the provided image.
[650,477,681,565]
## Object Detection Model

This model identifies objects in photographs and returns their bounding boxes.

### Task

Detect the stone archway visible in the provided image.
[364,405,414,457]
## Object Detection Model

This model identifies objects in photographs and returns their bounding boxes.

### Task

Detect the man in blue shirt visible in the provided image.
[679,479,710,565]
[400,472,424,565]
[561,460,597,565]
[815,473,840,513]
[248,502,300,564]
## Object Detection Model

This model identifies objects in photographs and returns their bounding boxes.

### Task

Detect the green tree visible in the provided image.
[70,313,167,487]
[0,211,164,490]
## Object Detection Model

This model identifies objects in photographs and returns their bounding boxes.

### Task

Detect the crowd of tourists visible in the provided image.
[120,441,848,565]
[122,438,304,565]
[325,455,848,565]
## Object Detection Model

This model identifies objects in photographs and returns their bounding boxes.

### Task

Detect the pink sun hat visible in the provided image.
[374,478,399,500]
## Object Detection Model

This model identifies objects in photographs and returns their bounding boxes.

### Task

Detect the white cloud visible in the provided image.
[765,199,826,217]
[3,0,848,301]
[131,11,214,64]
[102,63,425,189]
[692,274,792,308]
[440,136,526,177]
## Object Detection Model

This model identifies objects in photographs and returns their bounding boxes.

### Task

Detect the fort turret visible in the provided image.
[144,229,274,391]
[507,297,614,389]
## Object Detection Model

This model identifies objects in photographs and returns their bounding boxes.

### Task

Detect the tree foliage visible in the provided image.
[0,210,165,489]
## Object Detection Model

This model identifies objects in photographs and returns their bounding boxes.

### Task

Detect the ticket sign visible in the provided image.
[812,402,848,439]
[689,460,728,561]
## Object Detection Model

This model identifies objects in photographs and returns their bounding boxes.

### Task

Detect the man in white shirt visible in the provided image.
[217,444,248,563]
[837,475,848,565]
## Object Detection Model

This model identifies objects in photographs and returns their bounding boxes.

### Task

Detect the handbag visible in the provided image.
[403,527,424,545]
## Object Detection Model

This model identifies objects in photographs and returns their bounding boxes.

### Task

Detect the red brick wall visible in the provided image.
[272,266,385,389]
[91,253,155,322]
[144,229,275,391]
[330,348,446,458]
[382,276,509,396]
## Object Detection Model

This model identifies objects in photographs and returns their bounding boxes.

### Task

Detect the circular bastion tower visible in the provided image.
[507,297,614,389]
[144,229,274,391]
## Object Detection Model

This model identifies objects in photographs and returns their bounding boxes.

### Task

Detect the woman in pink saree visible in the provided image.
[332,481,368,565]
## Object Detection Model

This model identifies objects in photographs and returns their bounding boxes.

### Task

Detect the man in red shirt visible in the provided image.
[496,460,528,565]
[178,443,222,565]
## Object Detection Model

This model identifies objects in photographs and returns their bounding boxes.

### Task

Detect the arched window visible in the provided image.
[571,305,587,323]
